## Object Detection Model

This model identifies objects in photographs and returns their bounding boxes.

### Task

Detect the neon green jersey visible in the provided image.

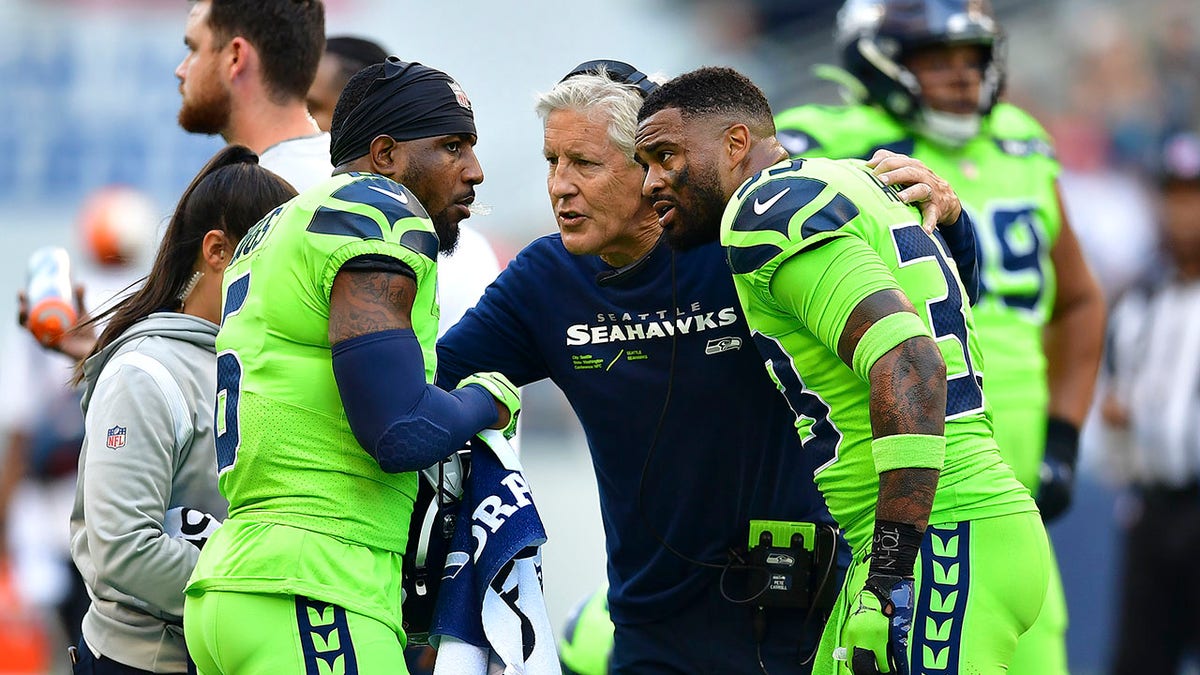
[187,173,441,634]
[774,103,1062,491]
[720,158,1034,552]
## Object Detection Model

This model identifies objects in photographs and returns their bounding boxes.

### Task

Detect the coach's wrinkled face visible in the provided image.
[544,107,648,260]
[635,107,728,252]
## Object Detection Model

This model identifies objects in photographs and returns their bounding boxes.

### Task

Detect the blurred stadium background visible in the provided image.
[1,0,1197,672]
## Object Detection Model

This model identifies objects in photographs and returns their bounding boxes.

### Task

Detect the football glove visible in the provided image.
[1037,417,1079,523]
[163,507,222,550]
[458,371,521,440]
[837,574,914,675]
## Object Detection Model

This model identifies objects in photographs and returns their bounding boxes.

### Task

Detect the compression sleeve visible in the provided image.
[938,210,980,306]
[332,328,498,472]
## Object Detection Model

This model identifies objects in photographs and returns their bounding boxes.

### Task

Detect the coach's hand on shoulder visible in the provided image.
[868,149,962,235]
[837,574,914,675]
[457,371,521,440]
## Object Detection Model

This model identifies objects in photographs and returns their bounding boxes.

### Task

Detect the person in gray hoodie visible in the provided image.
[68,145,296,675]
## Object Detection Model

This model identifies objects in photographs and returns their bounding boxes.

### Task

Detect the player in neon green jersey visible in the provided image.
[636,66,1051,674]
[183,59,519,675]
[773,2,1105,672]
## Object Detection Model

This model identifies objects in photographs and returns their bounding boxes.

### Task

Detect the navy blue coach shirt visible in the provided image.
[437,234,841,625]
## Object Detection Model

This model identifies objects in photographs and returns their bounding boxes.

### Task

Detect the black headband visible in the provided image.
[559,59,659,98]
[329,57,477,167]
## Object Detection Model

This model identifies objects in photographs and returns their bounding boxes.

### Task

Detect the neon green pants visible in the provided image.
[990,400,1070,675]
[1008,537,1068,675]
[814,511,1051,674]
[184,591,407,675]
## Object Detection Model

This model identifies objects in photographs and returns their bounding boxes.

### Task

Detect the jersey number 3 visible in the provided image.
[893,225,985,418]
[215,272,251,472]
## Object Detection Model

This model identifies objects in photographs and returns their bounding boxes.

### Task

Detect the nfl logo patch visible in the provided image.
[106,425,127,450]
[448,81,472,110]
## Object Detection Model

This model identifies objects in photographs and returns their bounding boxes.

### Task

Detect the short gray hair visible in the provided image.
[535,69,647,163]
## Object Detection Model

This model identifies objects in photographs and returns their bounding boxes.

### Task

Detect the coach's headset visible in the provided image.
[560,59,659,97]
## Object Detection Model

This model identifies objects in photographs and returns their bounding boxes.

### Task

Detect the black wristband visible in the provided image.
[1044,417,1080,468]
[869,519,923,579]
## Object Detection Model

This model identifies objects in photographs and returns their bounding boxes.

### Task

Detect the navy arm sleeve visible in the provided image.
[333,328,498,473]
[436,248,552,391]
[938,209,980,306]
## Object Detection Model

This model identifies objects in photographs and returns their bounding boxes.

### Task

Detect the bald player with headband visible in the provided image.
[182,58,521,675]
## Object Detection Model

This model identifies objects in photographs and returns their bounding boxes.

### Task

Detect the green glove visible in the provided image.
[838,574,914,674]
[458,371,521,439]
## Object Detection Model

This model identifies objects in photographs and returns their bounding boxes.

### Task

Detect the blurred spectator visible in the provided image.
[1098,132,1200,675]
[306,36,389,133]
[0,562,51,673]
[0,186,156,652]
[1070,12,1164,170]
[1152,7,1200,137]
[1052,113,1160,302]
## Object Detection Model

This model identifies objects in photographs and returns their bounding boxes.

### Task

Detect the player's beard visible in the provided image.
[178,81,232,136]
[431,217,461,255]
[398,163,469,255]
[664,162,725,252]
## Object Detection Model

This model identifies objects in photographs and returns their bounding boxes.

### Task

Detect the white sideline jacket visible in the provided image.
[69,312,227,673]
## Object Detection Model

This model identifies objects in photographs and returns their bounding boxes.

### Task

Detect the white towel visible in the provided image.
[430,430,560,675]
[162,506,221,549]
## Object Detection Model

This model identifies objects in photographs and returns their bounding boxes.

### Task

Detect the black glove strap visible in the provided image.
[869,519,923,579]
[863,573,906,616]
[1044,417,1080,467]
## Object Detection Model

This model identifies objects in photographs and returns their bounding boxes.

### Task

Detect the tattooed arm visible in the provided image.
[770,238,946,532]
[767,235,946,672]
[329,267,417,343]
[327,262,510,472]
[839,289,945,531]
[834,289,943,675]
